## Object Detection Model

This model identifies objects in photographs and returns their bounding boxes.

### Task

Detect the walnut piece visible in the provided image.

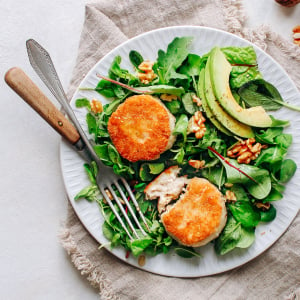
[104,189,125,205]
[192,95,202,107]
[293,25,300,46]
[188,159,205,169]
[91,99,103,114]
[225,190,237,203]
[254,201,271,211]
[227,138,266,164]
[137,60,157,84]
[160,93,178,102]
[187,111,206,139]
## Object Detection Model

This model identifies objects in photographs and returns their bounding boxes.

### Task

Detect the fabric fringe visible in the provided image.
[59,226,120,300]
[222,0,247,35]
[286,287,300,300]
[244,24,300,59]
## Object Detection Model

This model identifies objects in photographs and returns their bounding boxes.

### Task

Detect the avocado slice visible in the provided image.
[210,47,272,128]
[198,69,232,136]
[204,56,254,138]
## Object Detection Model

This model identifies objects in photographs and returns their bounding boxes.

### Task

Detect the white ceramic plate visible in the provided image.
[60,26,300,277]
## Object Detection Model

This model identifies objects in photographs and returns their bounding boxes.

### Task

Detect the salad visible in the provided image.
[74,36,297,258]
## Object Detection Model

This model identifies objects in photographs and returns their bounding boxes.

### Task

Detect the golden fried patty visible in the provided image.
[161,177,227,247]
[107,95,175,162]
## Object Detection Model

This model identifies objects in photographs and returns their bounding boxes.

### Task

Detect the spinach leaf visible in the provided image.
[222,46,257,65]
[238,79,300,112]
[255,146,287,168]
[102,221,115,240]
[255,127,284,144]
[215,213,256,255]
[214,156,271,199]
[83,162,97,185]
[174,246,201,258]
[86,113,97,135]
[173,114,189,142]
[74,185,98,202]
[95,79,117,98]
[107,144,122,166]
[229,184,249,201]
[173,147,185,164]
[236,226,255,248]
[260,204,277,222]
[94,144,113,166]
[130,235,154,256]
[156,37,193,84]
[139,163,165,181]
[137,85,185,96]
[201,166,225,189]
[263,187,283,202]
[275,134,293,149]
[222,46,262,89]
[103,99,122,115]
[230,66,262,90]
[246,168,272,200]
[279,159,297,183]
[182,93,197,115]
[178,53,202,76]
[229,201,261,228]
[164,100,181,115]
[129,50,144,69]
[214,215,242,255]
[270,116,290,127]
[75,98,91,109]
[238,79,282,110]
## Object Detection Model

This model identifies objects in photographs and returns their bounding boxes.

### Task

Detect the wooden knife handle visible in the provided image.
[5,67,80,145]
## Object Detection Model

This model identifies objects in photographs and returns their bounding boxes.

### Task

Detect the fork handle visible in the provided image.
[5,67,80,145]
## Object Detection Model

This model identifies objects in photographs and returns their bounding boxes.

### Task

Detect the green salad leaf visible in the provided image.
[229,201,260,228]
[129,50,144,69]
[211,153,272,200]
[74,37,297,259]
[215,214,255,255]
[222,46,262,89]
[260,204,277,222]
[238,79,300,112]
[178,53,202,76]
[156,37,193,84]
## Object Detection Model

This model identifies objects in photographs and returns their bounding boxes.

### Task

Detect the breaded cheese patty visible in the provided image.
[161,177,227,247]
[107,95,176,162]
[144,165,190,214]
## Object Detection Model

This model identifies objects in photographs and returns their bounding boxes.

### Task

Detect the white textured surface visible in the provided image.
[1,0,300,298]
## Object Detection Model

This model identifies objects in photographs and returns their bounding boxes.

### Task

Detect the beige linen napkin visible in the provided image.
[60,1,300,299]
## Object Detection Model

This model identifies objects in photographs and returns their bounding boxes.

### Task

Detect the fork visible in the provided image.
[5,39,149,241]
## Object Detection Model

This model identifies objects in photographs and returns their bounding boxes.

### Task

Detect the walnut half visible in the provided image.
[137,60,157,84]
[293,25,300,46]
[227,138,267,164]
[225,190,237,203]
[188,159,205,169]
[187,111,206,139]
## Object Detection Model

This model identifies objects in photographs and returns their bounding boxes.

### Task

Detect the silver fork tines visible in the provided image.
[26,38,150,242]
[101,178,149,240]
